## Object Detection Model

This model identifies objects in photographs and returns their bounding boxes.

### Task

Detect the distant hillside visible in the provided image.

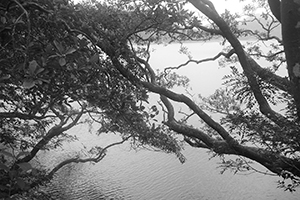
[135,16,281,43]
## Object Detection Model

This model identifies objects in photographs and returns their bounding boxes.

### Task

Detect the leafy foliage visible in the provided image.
[2,0,300,197]
[0,0,188,198]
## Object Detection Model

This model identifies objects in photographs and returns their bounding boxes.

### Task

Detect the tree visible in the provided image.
[1,0,300,197]
[0,0,183,198]
[57,0,300,192]
[145,0,300,191]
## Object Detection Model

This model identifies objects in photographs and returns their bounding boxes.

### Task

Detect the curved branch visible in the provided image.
[136,56,156,83]
[10,137,131,194]
[45,136,130,180]
[106,44,300,179]
[147,82,238,146]
[160,94,235,153]
[158,86,299,176]
[164,49,235,72]
[188,0,291,128]
[16,108,85,164]
[92,11,300,177]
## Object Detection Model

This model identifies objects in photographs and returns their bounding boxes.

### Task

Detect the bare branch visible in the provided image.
[136,56,156,83]
[248,50,284,60]
[30,136,131,189]
[241,29,282,44]
[61,106,86,132]
[164,49,235,72]
[178,110,195,123]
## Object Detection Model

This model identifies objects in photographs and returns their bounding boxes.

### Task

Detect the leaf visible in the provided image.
[31,168,38,176]
[71,74,76,80]
[46,43,53,53]
[16,178,29,190]
[54,40,64,54]
[22,79,35,89]
[65,47,76,55]
[17,162,32,172]
[89,53,99,63]
[0,163,10,172]
[15,20,25,25]
[35,79,43,85]
[36,67,44,74]
[38,78,50,83]
[151,105,157,111]
[9,170,17,179]
[59,57,66,66]
[28,60,38,75]
[0,16,6,24]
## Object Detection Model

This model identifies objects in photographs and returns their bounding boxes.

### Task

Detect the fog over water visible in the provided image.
[43,42,299,200]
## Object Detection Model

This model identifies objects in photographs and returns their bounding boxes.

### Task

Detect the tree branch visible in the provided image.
[16,107,85,164]
[188,0,291,128]
[90,8,300,178]
[45,136,130,180]
[245,54,291,93]
[159,88,300,176]
[164,49,235,72]
[0,112,54,120]
[193,24,223,36]
[17,136,131,192]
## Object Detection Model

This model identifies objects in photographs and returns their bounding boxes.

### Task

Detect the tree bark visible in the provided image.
[281,0,300,119]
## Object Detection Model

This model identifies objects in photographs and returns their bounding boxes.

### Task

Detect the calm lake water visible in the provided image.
[41,42,299,199]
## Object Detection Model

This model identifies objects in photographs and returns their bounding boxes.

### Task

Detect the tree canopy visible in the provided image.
[1,0,300,198]
[0,0,184,198]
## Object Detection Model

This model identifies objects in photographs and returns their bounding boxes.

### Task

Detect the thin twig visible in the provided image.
[164,49,235,72]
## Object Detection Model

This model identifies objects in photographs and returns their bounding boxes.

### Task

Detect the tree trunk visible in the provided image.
[281,0,300,119]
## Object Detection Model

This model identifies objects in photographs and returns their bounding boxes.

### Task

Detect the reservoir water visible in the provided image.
[43,132,299,200]
[42,42,299,199]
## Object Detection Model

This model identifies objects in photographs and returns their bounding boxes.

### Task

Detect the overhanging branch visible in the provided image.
[16,107,85,164]
[24,136,131,192]
[188,0,292,128]
[164,49,235,72]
